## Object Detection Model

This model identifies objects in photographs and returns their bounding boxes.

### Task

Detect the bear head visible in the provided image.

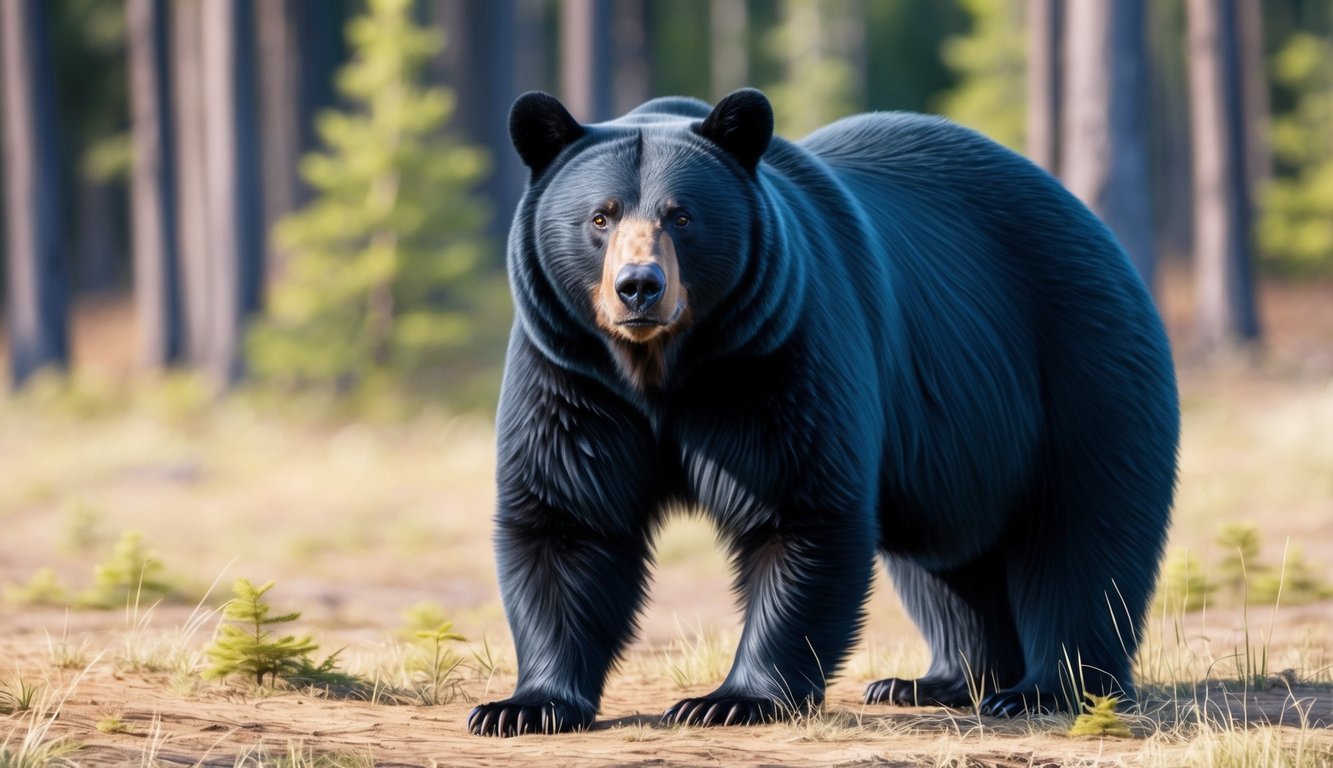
[508,89,775,391]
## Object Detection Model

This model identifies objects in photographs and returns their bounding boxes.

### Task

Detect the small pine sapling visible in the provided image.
[1216,522,1264,602]
[1067,694,1132,738]
[1252,544,1333,606]
[203,579,319,686]
[3,567,69,607]
[410,621,467,705]
[1158,548,1215,613]
[79,531,180,609]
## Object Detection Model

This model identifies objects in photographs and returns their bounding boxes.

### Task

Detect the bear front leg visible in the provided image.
[664,514,876,727]
[470,339,665,737]
[469,494,657,737]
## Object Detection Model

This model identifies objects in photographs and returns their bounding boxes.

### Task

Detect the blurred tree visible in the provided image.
[650,0,710,101]
[611,0,652,114]
[2,0,68,385]
[561,0,613,122]
[1147,0,1194,263]
[1061,0,1157,292]
[248,0,493,395]
[863,0,967,114]
[199,0,265,386]
[257,0,349,280]
[51,0,129,293]
[1257,31,1333,274]
[171,0,212,366]
[432,0,522,236]
[710,0,748,101]
[1026,0,1061,172]
[1187,0,1261,354]
[937,0,1026,151]
[127,0,182,366]
[766,0,862,138]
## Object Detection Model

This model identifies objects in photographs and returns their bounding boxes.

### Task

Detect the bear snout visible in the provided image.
[615,263,667,313]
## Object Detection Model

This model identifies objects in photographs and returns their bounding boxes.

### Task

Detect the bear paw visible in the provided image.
[864,676,974,708]
[978,688,1063,717]
[467,698,591,736]
[661,695,783,727]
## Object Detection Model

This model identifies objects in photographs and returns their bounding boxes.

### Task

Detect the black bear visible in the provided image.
[468,89,1179,737]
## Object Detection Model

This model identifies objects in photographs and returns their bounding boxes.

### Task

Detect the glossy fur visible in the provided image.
[469,89,1179,736]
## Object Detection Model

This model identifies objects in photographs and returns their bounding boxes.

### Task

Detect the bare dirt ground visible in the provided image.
[3,268,1333,766]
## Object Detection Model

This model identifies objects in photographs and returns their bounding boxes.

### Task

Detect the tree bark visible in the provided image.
[256,0,301,277]
[2,0,68,385]
[1060,0,1157,293]
[128,0,183,368]
[433,0,521,236]
[172,0,212,367]
[1026,0,1062,173]
[612,0,651,115]
[561,0,613,122]
[199,0,265,387]
[1187,0,1261,353]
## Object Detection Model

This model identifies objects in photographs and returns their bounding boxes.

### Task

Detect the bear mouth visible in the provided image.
[616,318,668,329]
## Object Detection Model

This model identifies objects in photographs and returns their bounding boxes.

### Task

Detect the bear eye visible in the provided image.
[673,213,690,229]
[591,212,608,229]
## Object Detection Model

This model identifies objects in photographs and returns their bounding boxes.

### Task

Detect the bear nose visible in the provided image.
[615,263,666,312]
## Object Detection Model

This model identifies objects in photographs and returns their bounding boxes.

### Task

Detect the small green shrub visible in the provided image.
[0,677,41,715]
[1158,548,1215,614]
[406,620,467,705]
[1251,545,1333,606]
[203,579,320,686]
[1215,522,1262,601]
[78,531,182,609]
[3,568,69,607]
[1068,694,1132,738]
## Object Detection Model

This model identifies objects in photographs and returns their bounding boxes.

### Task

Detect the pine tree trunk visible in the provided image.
[128,0,183,368]
[561,0,613,122]
[200,0,265,387]
[433,0,520,235]
[1060,0,1157,293]
[612,0,651,115]
[1026,0,1062,173]
[1187,0,1261,354]
[2,0,68,386]
[172,0,213,367]
[256,0,301,278]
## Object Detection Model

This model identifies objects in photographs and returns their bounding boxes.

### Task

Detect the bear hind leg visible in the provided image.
[982,492,1169,717]
[868,550,1024,708]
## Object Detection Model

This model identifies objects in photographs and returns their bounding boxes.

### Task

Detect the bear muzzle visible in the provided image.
[594,220,688,343]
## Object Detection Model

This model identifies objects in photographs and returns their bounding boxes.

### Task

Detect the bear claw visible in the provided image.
[865,676,975,708]
[662,695,778,727]
[468,699,586,736]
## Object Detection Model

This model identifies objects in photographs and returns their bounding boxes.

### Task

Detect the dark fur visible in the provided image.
[468,89,1179,736]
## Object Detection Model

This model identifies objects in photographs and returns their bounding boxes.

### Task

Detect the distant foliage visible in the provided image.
[1216,522,1262,601]
[248,0,495,396]
[3,531,185,610]
[935,0,1026,150]
[79,531,182,609]
[1157,522,1333,613]
[1258,32,1333,275]
[1159,548,1215,613]
[765,0,859,137]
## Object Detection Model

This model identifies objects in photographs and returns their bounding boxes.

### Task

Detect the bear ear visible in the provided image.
[509,91,586,179]
[694,88,774,174]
